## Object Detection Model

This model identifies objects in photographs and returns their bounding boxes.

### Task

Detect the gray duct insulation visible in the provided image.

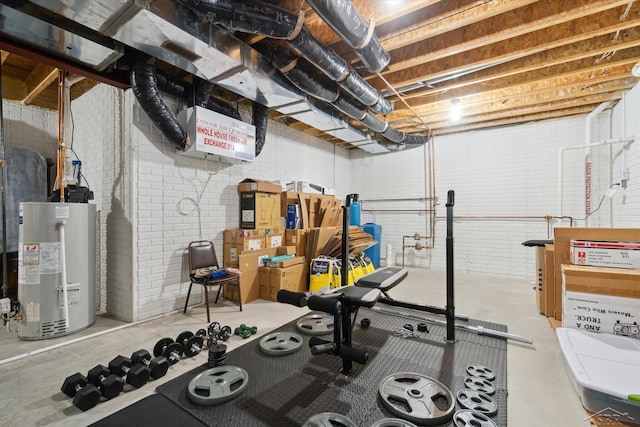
[305,0,391,74]
[131,54,269,155]
[181,0,392,115]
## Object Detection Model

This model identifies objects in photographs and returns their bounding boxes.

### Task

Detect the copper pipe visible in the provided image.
[57,69,66,202]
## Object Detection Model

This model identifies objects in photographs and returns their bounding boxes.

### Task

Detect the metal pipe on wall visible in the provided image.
[1,60,7,298]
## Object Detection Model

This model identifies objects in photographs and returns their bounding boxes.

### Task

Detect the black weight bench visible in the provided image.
[277,285,381,375]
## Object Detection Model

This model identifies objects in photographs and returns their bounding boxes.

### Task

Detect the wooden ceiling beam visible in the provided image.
[22,63,58,105]
[378,0,631,76]
[403,50,640,108]
[1,50,9,65]
[369,2,640,91]
[0,74,28,100]
[398,92,623,131]
[387,76,636,122]
[398,31,640,101]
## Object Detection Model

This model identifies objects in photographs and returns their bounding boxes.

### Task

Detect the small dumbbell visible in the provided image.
[61,373,101,411]
[176,330,205,357]
[131,350,170,379]
[153,338,184,365]
[108,355,151,388]
[218,325,232,341]
[234,324,257,339]
[87,365,124,399]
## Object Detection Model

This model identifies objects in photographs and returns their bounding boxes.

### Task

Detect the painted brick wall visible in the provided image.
[349,83,639,282]
[1,101,58,160]
[69,85,134,321]
[130,96,350,320]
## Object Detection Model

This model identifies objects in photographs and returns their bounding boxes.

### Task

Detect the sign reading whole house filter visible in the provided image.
[180,106,256,162]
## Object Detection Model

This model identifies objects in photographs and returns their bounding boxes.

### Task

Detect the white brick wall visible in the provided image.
[2,100,58,160]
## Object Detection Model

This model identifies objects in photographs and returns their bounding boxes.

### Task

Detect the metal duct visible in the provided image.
[305,0,391,73]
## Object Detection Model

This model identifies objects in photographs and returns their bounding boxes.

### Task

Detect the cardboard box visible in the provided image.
[265,227,284,248]
[238,178,281,193]
[223,248,277,304]
[562,265,640,338]
[264,256,306,269]
[287,204,301,229]
[553,228,640,321]
[269,263,309,301]
[240,192,281,229]
[544,245,555,317]
[285,229,307,258]
[223,229,266,268]
[296,181,323,194]
[570,240,640,269]
[258,267,271,300]
[535,246,545,314]
[281,191,300,216]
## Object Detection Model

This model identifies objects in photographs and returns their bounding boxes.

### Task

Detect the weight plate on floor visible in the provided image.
[463,376,496,395]
[453,409,497,427]
[296,312,334,336]
[186,366,249,406]
[370,418,418,427]
[153,338,174,357]
[302,412,357,427]
[258,332,303,356]
[176,331,194,346]
[456,389,498,416]
[466,365,495,381]
[378,372,455,425]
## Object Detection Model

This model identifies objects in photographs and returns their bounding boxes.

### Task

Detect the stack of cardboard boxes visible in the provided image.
[223,178,339,304]
[557,230,640,339]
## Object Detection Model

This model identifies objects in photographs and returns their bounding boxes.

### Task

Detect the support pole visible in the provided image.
[445,190,455,343]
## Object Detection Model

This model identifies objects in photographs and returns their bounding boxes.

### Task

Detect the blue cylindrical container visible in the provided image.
[349,201,361,226]
[363,222,382,269]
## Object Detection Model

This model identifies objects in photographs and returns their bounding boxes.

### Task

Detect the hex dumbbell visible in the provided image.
[234,324,258,339]
[108,355,151,388]
[176,330,206,357]
[87,365,124,399]
[153,338,184,365]
[61,373,101,411]
[131,349,170,379]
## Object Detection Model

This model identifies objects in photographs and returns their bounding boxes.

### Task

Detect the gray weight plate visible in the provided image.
[466,365,496,381]
[456,389,498,416]
[186,366,249,406]
[378,372,455,425]
[370,418,418,427]
[453,409,497,427]
[463,376,496,395]
[302,412,357,427]
[258,331,304,356]
[296,312,334,336]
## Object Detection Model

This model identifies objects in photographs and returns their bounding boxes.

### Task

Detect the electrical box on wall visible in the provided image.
[178,106,256,163]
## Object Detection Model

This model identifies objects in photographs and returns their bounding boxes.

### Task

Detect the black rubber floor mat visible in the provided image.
[157,306,508,426]
[88,394,207,427]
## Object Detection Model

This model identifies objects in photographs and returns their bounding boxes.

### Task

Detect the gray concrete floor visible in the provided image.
[0,269,590,426]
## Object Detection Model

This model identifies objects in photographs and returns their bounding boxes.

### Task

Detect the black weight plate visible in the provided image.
[176,331,194,346]
[456,389,498,416]
[185,336,204,357]
[186,366,249,406]
[296,312,334,336]
[153,338,174,358]
[463,376,496,395]
[378,372,455,425]
[466,365,496,381]
[195,328,207,338]
[258,332,303,356]
[208,322,221,336]
[302,412,357,427]
[453,410,497,427]
[165,342,184,365]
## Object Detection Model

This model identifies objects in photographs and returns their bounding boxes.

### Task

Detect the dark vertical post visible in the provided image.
[341,203,353,374]
[445,190,455,343]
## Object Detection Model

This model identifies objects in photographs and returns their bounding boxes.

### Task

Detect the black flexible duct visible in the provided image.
[253,102,269,156]
[130,54,189,150]
[306,0,391,73]
[182,0,392,115]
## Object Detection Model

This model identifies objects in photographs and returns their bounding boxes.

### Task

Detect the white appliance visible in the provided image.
[17,202,96,340]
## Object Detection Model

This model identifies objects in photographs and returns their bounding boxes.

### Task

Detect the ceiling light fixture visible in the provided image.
[450,99,462,121]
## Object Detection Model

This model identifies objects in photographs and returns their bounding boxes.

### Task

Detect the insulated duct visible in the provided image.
[181,0,392,115]
[130,53,189,150]
[182,0,427,147]
[305,0,391,73]
[131,54,269,156]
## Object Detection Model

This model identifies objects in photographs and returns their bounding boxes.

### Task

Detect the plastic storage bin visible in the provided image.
[556,328,640,423]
